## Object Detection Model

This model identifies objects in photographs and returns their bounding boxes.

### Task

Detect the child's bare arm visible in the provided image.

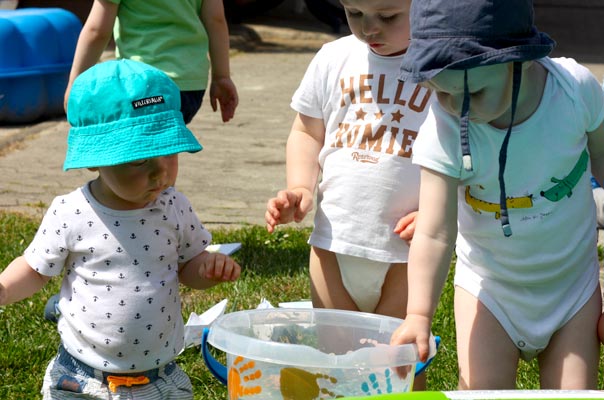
[588,120,604,185]
[390,168,458,361]
[201,0,230,81]
[265,113,324,231]
[64,0,118,110]
[0,256,51,306]
[286,113,324,199]
[178,251,240,289]
[201,0,238,122]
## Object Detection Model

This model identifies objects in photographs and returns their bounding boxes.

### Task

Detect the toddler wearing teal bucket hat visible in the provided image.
[0,59,241,399]
[390,0,604,391]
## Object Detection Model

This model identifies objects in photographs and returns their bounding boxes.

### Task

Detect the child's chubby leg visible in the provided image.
[598,311,604,344]
[537,287,600,389]
[374,262,408,319]
[454,287,520,389]
[310,255,429,390]
[309,246,359,311]
[308,247,363,357]
[373,263,430,390]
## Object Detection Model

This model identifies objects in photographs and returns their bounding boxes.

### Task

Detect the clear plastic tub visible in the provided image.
[203,308,438,399]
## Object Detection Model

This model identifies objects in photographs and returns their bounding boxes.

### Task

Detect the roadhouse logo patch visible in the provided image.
[132,96,165,109]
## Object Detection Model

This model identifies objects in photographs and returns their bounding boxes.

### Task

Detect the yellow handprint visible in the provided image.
[280,367,344,399]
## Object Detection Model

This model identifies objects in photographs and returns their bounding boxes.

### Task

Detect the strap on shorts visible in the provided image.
[57,345,176,392]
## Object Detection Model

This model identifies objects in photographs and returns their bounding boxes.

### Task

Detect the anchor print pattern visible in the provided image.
[25,187,211,371]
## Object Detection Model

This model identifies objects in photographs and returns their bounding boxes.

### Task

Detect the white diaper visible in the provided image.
[336,253,392,313]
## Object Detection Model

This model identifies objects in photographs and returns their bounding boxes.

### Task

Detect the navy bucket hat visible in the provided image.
[400,0,555,237]
[399,0,555,83]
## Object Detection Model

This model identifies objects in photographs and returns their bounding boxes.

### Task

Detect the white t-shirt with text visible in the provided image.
[292,35,433,262]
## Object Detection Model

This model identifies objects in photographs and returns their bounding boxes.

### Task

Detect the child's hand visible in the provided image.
[390,314,433,378]
[210,77,238,122]
[198,252,240,283]
[265,189,313,233]
[393,211,418,244]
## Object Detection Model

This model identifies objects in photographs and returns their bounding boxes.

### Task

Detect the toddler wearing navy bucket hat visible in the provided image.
[0,59,240,399]
[390,0,604,390]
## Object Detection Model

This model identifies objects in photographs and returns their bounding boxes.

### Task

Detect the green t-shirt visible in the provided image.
[109,0,209,91]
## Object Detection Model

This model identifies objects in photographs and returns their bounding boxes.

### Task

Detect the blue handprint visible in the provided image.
[361,369,398,395]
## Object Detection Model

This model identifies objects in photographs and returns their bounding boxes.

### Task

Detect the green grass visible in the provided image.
[0,210,602,398]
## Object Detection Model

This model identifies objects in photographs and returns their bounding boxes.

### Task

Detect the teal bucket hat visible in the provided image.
[64,59,202,170]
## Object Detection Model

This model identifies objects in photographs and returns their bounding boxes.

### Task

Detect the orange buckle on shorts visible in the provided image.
[106,375,150,392]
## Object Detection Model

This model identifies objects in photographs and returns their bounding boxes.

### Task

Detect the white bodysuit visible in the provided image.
[412,57,604,359]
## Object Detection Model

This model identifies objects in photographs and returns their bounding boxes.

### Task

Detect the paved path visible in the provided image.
[0,19,339,230]
[1,15,603,232]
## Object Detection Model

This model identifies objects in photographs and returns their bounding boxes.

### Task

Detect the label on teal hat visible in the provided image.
[132,96,165,109]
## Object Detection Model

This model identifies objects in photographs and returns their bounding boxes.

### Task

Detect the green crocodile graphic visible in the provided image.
[540,149,588,202]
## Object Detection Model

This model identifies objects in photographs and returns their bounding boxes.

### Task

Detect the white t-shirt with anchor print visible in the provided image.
[24,183,211,373]
[291,34,433,263]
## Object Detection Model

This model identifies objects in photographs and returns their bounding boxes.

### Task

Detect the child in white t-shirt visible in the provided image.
[0,59,240,399]
[265,0,433,388]
[266,0,433,317]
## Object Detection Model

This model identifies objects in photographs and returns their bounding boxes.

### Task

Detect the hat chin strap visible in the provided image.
[460,70,472,171]
[498,62,522,237]
[459,62,522,237]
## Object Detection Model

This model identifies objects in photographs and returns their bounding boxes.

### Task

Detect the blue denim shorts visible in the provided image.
[41,345,193,399]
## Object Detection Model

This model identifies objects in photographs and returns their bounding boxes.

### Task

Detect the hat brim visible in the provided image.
[399,32,555,83]
[63,110,202,170]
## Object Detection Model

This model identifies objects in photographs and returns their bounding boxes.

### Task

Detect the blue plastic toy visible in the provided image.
[0,8,81,124]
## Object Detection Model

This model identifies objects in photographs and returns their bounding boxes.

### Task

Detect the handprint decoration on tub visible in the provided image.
[361,369,403,395]
[228,356,262,399]
[279,367,344,399]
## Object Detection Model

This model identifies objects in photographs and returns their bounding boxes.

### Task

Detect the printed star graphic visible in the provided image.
[374,109,384,120]
[355,108,367,120]
[391,110,404,122]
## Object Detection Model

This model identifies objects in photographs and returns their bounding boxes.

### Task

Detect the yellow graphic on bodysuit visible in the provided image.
[279,367,344,399]
[465,186,533,219]
[228,356,262,399]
